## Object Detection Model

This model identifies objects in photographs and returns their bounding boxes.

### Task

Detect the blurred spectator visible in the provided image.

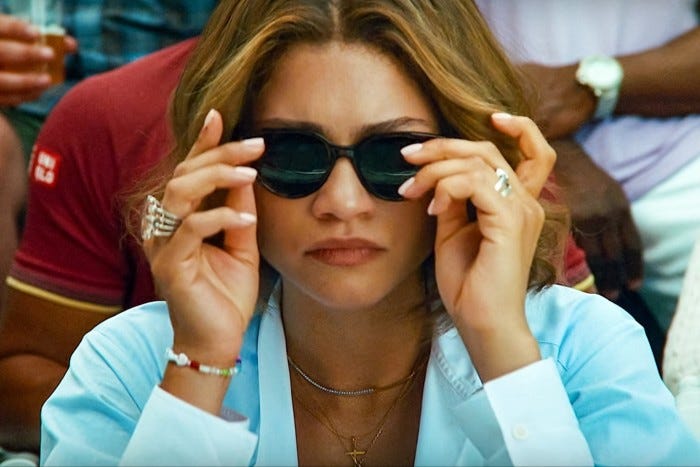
[664,235,700,439]
[476,0,700,337]
[0,0,218,305]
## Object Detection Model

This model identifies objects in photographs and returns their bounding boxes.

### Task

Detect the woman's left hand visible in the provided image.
[400,113,555,381]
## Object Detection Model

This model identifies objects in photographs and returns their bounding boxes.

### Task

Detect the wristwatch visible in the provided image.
[575,55,624,120]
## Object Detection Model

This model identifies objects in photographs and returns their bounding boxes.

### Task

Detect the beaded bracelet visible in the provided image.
[165,347,242,377]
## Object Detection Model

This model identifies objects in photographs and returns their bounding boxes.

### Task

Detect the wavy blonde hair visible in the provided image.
[127,0,567,290]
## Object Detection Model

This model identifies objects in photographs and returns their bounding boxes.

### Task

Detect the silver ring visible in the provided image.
[141,195,183,241]
[494,168,512,198]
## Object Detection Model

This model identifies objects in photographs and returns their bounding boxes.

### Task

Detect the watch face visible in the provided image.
[576,55,623,119]
[577,56,623,91]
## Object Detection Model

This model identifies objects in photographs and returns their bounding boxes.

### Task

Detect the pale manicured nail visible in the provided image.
[492,112,513,121]
[239,212,257,225]
[397,177,415,197]
[427,198,437,215]
[401,143,423,156]
[201,109,216,133]
[242,137,264,148]
[233,166,258,180]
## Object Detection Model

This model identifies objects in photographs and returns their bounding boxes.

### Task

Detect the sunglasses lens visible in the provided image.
[359,135,423,201]
[254,130,434,200]
[255,132,329,197]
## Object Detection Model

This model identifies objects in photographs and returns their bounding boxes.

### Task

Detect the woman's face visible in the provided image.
[253,41,438,310]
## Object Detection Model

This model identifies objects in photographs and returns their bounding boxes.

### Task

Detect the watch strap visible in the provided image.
[593,85,620,120]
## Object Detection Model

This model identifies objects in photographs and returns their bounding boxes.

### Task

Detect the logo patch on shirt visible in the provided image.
[29,146,62,187]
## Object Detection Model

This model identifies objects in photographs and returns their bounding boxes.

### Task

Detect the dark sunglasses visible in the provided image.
[247,128,438,201]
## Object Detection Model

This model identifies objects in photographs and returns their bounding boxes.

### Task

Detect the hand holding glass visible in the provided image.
[2,0,66,84]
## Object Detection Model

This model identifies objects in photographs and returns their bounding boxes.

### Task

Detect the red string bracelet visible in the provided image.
[165,347,242,377]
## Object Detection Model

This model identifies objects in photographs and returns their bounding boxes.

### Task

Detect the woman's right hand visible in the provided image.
[143,109,263,366]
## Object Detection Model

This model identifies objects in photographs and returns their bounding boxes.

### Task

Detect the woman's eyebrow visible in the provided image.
[255,118,323,133]
[357,117,435,136]
[255,117,434,137]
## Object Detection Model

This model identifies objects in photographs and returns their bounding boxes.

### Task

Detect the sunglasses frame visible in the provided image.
[249,128,439,201]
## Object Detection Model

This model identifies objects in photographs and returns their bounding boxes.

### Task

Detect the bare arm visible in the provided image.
[550,139,642,299]
[617,26,700,116]
[521,26,700,139]
[0,286,116,453]
[0,115,25,306]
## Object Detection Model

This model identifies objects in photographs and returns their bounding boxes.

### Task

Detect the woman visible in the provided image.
[41,1,699,465]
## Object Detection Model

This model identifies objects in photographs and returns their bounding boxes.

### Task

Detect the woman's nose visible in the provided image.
[311,158,375,220]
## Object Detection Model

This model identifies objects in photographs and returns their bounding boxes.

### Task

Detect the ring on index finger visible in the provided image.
[494,168,512,198]
[141,195,183,241]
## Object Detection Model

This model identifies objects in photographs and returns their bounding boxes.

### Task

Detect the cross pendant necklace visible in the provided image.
[346,436,367,467]
[289,350,428,466]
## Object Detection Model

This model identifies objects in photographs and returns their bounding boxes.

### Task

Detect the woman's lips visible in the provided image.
[305,239,384,266]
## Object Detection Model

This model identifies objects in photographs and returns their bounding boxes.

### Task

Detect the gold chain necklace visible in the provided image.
[289,354,427,466]
[292,371,415,467]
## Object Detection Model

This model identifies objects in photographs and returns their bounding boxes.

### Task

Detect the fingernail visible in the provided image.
[397,177,415,197]
[36,74,51,85]
[38,46,54,59]
[25,25,40,37]
[202,109,216,132]
[492,112,513,121]
[427,198,437,216]
[233,166,258,180]
[242,137,264,148]
[603,290,621,301]
[401,143,423,156]
[239,212,257,225]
